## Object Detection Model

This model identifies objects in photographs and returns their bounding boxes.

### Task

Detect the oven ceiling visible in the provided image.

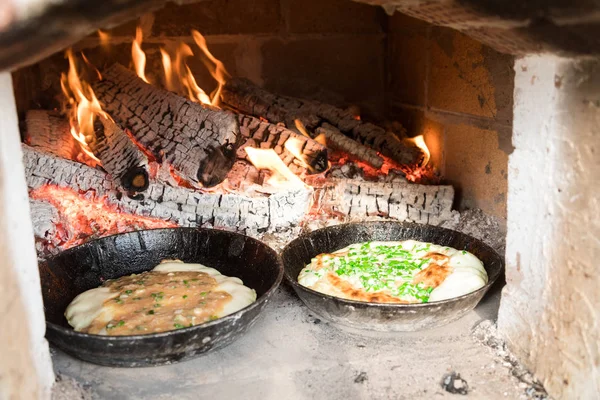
[1,0,599,72]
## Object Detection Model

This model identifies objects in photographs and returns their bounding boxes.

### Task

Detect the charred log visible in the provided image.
[91,116,149,193]
[236,114,328,174]
[25,110,78,161]
[222,78,422,166]
[93,63,241,188]
[26,110,149,193]
[23,145,312,237]
[315,123,383,169]
[313,179,457,226]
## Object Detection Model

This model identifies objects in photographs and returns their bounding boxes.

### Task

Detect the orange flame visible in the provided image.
[132,27,149,83]
[314,133,327,146]
[160,48,175,92]
[245,147,305,188]
[191,30,230,107]
[98,30,111,50]
[284,136,314,172]
[404,135,431,167]
[160,43,212,105]
[60,49,107,166]
[293,119,311,139]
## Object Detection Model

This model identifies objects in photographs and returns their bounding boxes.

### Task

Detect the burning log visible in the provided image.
[221,78,422,166]
[313,179,458,226]
[26,110,150,193]
[23,145,312,245]
[236,115,328,174]
[93,63,241,188]
[315,123,383,169]
[25,110,78,161]
[90,116,149,193]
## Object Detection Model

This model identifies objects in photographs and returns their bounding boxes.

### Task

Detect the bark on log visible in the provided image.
[236,114,328,174]
[315,123,383,169]
[93,63,241,188]
[313,179,458,226]
[23,145,312,238]
[222,78,422,166]
[91,116,149,193]
[25,110,78,161]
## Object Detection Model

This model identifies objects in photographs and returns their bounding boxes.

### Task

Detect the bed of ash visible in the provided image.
[50,210,549,400]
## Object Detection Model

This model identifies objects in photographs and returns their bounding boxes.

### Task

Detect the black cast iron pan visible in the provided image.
[281,222,503,332]
[39,228,283,367]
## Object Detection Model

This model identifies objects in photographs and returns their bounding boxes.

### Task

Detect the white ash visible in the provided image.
[441,208,506,254]
[51,374,92,400]
[472,320,550,400]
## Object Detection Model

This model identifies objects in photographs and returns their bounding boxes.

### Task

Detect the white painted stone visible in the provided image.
[0,72,54,399]
[498,55,600,399]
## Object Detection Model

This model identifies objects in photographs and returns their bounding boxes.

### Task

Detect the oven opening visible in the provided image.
[1,0,598,398]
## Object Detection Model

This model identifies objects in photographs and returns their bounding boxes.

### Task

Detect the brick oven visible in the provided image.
[0,0,598,399]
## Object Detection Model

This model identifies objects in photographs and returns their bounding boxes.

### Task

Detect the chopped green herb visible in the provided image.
[461,250,467,255]
[154,304,161,308]
[147,310,155,315]
[200,292,207,296]
[183,280,188,284]
[174,323,185,329]
[183,295,188,299]
[124,290,133,295]
[209,316,219,321]
[133,297,142,301]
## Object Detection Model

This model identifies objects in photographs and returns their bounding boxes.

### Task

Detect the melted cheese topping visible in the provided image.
[298,240,487,303]
[65,260,256,335]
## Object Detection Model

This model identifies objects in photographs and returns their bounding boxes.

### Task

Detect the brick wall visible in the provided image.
[387,13,514,220]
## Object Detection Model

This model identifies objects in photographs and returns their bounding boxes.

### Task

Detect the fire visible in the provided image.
[314,134,327,146]
[60,49,108,166]
[245,147,305,188]
[293,119,311,139]
[155,31,229,107]
[160,48,175,91]
[284,136,314,172]
[160,43,211,105]
[30,185,175,250]
[404,135,431,167]
[191,30,230,107]
[98,30,111,50]
[132,27,150,83]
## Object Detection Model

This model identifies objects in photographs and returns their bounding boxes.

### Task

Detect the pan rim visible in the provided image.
[44,227,284,341]
[282,221,503,309]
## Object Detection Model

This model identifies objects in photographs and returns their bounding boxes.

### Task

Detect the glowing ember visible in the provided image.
[60,49,107,166]
[31,185,175,250]
[132,27,150,83]
[191,30,230,107]
[245,147,305,188]
[404,135,431,167]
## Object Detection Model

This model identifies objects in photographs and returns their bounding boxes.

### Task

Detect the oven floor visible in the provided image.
[51,281,525,399]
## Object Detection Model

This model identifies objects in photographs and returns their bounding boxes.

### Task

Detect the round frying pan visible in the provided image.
[39,228,283,367]
[281,222,503,332]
